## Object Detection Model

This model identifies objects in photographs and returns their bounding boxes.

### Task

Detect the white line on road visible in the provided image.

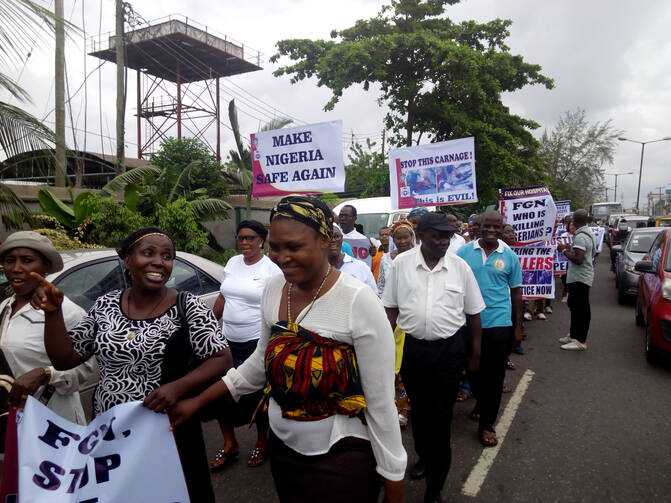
[461,369,535,498]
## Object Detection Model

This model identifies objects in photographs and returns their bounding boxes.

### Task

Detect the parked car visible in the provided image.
[613,227,664,303]
[38,249,224,311]
[634,228,671,363]
[648,215,671,228]
[610,215,650,271]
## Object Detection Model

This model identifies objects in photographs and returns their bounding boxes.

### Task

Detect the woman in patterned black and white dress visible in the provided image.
[33,227,232,503]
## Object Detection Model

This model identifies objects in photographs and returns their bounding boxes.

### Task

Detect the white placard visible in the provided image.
[500,186,557,245]
[343,237,373,267]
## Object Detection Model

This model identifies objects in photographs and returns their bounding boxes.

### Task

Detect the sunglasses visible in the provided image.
[236,235,259,243]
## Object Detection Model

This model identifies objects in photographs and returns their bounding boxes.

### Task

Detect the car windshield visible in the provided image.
[355,213,390,238]
[665,240,671,272]
[658,219,671,227]
[627,231,660,253]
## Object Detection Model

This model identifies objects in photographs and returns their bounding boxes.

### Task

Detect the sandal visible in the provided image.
[480,429,498,447]
[502,383,512,393]
[469,407,480,421]
[505,359,516,371]
[210,447,239,472]
[247,447,267,468]
[456,390,470,402]
[398,411,408,428]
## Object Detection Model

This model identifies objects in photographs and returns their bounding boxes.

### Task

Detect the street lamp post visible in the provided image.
[618,136,671,213]
[605,171,633,202]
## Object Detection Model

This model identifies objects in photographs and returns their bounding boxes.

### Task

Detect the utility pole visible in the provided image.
[381,130,386,159]
[54,0,66,186]
[115,0,125,174]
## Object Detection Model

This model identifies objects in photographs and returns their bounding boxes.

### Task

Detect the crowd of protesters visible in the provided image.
[0,195,596,503]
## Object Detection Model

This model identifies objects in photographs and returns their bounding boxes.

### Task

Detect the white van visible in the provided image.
[332,197,436,238]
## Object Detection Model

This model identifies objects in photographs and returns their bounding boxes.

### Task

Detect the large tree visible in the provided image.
[539,109,621,209]
[344,139,389,197]
[271,0,554,205]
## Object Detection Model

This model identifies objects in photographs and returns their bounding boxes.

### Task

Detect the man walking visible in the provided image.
[382,212,485,503]
[457,211,523,447]
[557,209,595,350]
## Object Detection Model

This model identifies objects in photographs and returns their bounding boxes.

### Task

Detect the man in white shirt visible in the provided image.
[338,204,367,240]
[382,212,485,503]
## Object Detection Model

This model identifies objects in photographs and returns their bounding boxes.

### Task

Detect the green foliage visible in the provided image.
[37,188,101,235]
[0,182,32,230]
[33,228,102,250]
[155,198,209,253]
[539,109,622,209]
[86,197,150,247]
[344,139,389,197]
[149,137,228,198]
[271,0,554,206]
[200,248,239,267]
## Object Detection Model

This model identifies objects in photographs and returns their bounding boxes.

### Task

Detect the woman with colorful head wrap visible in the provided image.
[171,195,406,503]
[36,227,232,502]
[407,206,428,245]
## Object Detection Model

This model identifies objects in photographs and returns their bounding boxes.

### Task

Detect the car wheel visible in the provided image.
[617,286,627,305]
[635,300,645,327]
[615,273,620,289]
[645,311,659,364]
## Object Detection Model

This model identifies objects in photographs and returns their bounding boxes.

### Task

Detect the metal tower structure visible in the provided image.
[89,15,262,162]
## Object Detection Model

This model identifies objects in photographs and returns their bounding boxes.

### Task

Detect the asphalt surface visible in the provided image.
[204,254,671,502]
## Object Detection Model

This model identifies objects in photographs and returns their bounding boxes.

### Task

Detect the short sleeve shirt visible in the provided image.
[457,240,523,329]
[567,226,595,286]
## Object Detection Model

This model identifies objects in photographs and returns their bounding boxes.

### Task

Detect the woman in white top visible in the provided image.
[328,223,378,294]
[0,231,95,427]
[171,195,406,503]
[210,220,280,470]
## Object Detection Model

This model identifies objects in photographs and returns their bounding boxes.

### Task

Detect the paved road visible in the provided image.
[205,255,671,502]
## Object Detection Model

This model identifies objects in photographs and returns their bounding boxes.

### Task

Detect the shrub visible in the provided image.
[86,197,150,247]
[155,198,208,253]
[33,228,102,250]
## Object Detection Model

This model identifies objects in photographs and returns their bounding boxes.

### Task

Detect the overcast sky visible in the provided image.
[4,0,670,210]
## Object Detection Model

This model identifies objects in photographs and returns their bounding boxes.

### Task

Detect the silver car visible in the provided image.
[614,228,664,303]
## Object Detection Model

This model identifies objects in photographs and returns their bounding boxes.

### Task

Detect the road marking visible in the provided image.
[461,369,535,498]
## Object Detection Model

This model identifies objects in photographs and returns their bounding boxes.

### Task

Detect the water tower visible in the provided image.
[89,15,262,162]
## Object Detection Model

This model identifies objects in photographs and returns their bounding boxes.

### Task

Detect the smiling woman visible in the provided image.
[35,227,232,503]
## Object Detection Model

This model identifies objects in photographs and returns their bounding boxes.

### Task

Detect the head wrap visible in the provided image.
[270,195,333,238]
[391,219,415,237]
[408,206,429,218]
[237,220,268,241]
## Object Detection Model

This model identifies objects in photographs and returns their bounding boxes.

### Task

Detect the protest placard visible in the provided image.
[343,236,373,267]
[512,246,556,299]
[388,137,477,209]
[251,120,344,197]
[590,226,605,253]
[8,397,189,503]
[500,186,557,245]
[551,233,572,276]
[555,200,571,221]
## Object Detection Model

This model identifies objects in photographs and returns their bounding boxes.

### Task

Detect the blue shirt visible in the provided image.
[457,239,522,329]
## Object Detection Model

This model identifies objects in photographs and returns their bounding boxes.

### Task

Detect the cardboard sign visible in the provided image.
[590,226,605,253]
[555,200,571,222]
[500,186,557,245]
[552,233,572,276]
[512,246,556,299]
[388,137,477,209]
[9,397,189,503]
[251,120,344,197]
[343,237,372,267]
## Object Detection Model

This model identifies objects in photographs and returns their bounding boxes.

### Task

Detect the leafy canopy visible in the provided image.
[271,0,554,205]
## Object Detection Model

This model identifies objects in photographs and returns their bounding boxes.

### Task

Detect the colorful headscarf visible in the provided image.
[391,219,415,237]
[270,195,333,238]
[408,206,429,218]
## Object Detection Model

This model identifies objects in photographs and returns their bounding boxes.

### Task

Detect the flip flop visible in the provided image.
[469,407,480,421]
[211,447,239,472]
[247,447,267,468]
[456,390,471,402]
[480,429,498,447]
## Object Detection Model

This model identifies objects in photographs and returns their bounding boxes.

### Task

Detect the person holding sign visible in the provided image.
[170,196,406,503]
[383,212,485,503]
[457,211,523,448]
[329,224,378,294]
[557,209,596,351]
[33,228,232,503]
[0,231,96,426]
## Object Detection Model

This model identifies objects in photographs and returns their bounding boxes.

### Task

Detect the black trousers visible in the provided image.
[468,326,512,433]
[400,328,467,500]
[568,281,591,343]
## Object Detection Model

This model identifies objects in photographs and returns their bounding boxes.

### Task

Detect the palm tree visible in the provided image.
[224,99,292,218]
[0,0,61,229]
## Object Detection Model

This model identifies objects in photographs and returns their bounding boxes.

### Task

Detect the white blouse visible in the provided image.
[223,272,407,481]
[0,296,97,424]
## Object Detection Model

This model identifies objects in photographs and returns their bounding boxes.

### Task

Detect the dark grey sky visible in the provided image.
[4,0,669,209]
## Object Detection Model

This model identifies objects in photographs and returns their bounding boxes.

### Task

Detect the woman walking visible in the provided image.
[210,220,280,470]
[33,227,232,503]
[171,196,406,503]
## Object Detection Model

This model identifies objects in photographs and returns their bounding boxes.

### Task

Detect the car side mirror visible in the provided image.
[612,245,623,253]
[634,260,655,273]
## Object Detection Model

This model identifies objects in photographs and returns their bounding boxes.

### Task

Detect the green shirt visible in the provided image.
[566,225,595,286]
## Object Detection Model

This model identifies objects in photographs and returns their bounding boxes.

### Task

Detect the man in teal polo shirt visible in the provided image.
[457,211,523,447]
